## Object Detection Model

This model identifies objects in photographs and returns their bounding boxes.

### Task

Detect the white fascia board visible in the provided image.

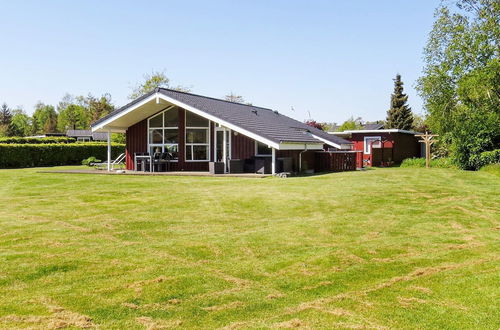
[91,94,159,132]
[278,143,324,150]
[310,133,351,149]
[156,93,280,149]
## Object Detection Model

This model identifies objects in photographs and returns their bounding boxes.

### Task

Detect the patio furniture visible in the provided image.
[93,153,125,170]
[229,159,244,173]
[255,157,271,174]
[152,152,172,172]
[159,152,172,172]
[134,153,152,172]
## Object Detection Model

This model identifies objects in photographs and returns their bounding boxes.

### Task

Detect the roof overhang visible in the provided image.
[309,133,352,149]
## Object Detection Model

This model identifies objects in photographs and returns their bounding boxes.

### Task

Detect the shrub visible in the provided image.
[82,156,101,166]
[0,137,76,144]
[0,143,124,168]
[400,157,457,169]
[471,149,500,170]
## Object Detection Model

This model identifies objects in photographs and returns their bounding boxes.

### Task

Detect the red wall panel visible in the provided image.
[125,119,148,170]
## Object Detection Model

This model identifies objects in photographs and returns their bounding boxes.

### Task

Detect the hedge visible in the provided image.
[472,149,500,170]
[0,143,125,168]
[400,157,457,169]
[0,137,76,144]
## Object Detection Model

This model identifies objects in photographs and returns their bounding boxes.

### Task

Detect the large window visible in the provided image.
[148,107,179,160]
[364,136,381,154]
[255,141,272,156]
[185,111,209,161]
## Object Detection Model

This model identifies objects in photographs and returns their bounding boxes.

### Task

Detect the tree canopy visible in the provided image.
[417,0,499,169]
[129,70,191,99]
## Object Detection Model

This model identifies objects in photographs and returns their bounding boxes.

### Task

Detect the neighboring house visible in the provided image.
[328,122,384,132]
[91,88,354,174]
[66,130,108,142]
[330,128,422,167]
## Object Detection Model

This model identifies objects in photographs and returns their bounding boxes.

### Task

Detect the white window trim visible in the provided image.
[255,141,272,157]
[364,136,381,154]
[147,106,179,162]
[185,111,211,162]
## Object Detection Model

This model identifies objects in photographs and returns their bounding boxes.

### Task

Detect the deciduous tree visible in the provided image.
[417,0,499,169]
[8,109,32,136]
[225,92,245,103]
[32,102,58,134]
[338,117,363,131]
[129,70,191,99]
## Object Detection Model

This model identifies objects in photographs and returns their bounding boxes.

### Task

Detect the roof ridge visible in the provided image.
[158,87,274,111]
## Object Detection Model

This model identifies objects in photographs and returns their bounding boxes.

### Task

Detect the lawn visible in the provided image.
[0,167,498,329]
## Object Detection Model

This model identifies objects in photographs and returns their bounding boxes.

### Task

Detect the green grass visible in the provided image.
[479,164,500,177]
[0,166,499,329]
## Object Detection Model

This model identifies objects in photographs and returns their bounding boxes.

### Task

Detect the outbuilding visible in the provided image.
[329,129,423,167]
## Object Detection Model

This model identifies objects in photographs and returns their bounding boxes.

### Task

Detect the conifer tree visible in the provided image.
[385,74,413,130]
[0,103,12,125]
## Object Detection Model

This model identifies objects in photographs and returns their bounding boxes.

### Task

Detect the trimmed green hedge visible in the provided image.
[0,143,125,168]
[400,157,457,169]
[0,137,76,144]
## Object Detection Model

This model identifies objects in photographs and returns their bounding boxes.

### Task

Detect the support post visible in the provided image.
[416,132,439,168]
[107,130,111,171]
[271,147,276,175]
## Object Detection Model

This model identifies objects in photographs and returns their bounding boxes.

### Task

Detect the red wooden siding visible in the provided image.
[231,132,255,160]
[315,152,357,172]
[125,119,147,170]
[348,132,420,167]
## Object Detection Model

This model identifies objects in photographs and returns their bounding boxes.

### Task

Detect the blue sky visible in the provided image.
[0,0,438,123]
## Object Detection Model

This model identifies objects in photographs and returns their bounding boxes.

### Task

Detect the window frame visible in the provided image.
[364,136,381,154]
[255,141,272,157]
[147,107,179,161]
[185,111,210,162]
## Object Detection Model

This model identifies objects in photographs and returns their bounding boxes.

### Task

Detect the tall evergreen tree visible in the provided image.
[385,74,413,130]
[0,103,12,125]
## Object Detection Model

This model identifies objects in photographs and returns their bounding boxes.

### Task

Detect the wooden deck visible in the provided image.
[38,169,270,178]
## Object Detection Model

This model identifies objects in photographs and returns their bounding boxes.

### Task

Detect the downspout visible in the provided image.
[299,144,308,173]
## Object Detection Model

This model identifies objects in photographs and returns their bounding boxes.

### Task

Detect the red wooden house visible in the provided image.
[330,128,423,168]
[91,88,355,174]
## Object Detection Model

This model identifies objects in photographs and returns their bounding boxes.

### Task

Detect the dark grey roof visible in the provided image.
[92,88,352,146]
[362,123,384,130]
[91,132,108,141]
[66,129,108,141]
[67,129,92,137]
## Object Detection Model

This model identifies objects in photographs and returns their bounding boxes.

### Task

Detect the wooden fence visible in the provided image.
[315,151,360,172]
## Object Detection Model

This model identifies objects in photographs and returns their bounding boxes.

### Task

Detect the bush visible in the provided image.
[0,143,124,168]
[82,156,101,166]
[400,157,457,169]
[0,137,76,144]
[471,149,500,170]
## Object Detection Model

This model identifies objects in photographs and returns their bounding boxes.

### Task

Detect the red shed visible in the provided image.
[329,129,423,168]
